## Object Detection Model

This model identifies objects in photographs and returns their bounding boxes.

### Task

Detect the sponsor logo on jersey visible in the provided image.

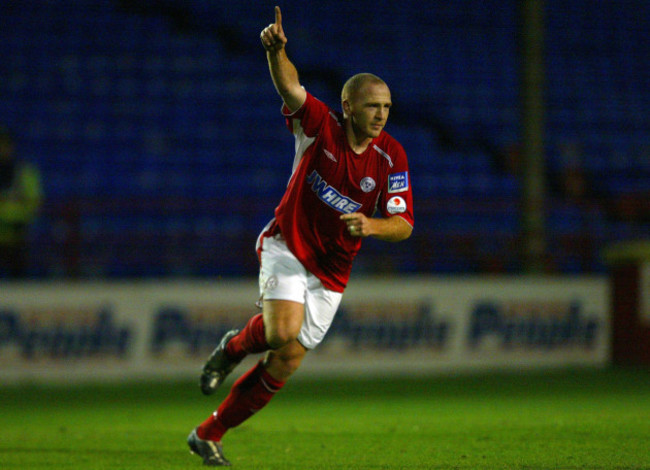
[360,176,376,193]
[307,170,362,214]
[387,196,407,214]
[388,171,409,193]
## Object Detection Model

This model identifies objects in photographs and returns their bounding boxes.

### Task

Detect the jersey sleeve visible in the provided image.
[377,142,414,228]
[281,92,329,137]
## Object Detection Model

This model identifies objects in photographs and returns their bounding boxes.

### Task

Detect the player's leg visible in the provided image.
[199,298,309,436]
[261,298,305,348]
[200,297,305,395]
[200,277,342,437]
[200,231,306,395]
[189,235,337,465]
[262,335,308,380]
[225,297,305,357]
[197,300,306,433]
[195,339,307,440]
[189,313,307,466]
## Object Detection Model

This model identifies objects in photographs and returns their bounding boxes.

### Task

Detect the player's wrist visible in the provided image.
[265,42,286,54]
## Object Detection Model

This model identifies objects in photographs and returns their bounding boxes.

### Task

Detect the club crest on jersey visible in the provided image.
[388,171,409,193]
[360,177,376,193]
[264,274,278,292]
[307,170,362,214]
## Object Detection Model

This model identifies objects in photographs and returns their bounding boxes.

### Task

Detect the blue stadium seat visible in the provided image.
[1,0,647,277]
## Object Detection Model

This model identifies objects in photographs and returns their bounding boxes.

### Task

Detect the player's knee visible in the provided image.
[264,345,306,380]
[263,304,303,349]
[265,326,299,349]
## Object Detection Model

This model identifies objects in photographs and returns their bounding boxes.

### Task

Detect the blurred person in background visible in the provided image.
[0,126,42,278]
[186,6,414,466]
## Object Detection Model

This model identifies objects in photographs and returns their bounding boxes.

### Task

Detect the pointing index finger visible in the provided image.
[274,6,282,26]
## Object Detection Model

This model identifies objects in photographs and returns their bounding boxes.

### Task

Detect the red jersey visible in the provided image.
[265,92,414,292]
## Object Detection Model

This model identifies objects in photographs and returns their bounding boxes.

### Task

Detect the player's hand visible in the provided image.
[340,213,371,238]
[260,6,287,52]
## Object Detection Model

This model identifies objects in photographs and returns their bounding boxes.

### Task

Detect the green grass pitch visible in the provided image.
[1,367,649,469]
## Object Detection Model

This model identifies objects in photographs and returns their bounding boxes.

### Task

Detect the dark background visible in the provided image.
[1,0,648,279]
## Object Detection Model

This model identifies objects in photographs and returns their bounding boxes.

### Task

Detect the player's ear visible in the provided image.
[342,99,352,117]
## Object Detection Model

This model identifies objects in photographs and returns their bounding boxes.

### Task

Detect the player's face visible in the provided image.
[347,83,392,140]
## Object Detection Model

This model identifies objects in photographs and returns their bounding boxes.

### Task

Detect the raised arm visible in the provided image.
[260,6,307,112]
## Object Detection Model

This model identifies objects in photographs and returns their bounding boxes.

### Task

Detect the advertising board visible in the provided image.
[0,277,609,381]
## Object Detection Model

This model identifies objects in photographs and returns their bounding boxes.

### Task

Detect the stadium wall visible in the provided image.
[0,276,610,382]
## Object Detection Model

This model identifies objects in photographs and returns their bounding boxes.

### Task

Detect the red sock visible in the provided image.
[196,361,285,442]
[225,313,269,362]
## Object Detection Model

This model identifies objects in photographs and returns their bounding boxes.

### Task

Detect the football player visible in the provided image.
[188,6,414,466]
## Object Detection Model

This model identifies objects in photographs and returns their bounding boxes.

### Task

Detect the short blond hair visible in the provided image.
[341,73,388,101]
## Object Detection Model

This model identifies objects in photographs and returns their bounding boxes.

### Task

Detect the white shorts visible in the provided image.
[258,233,343,350]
